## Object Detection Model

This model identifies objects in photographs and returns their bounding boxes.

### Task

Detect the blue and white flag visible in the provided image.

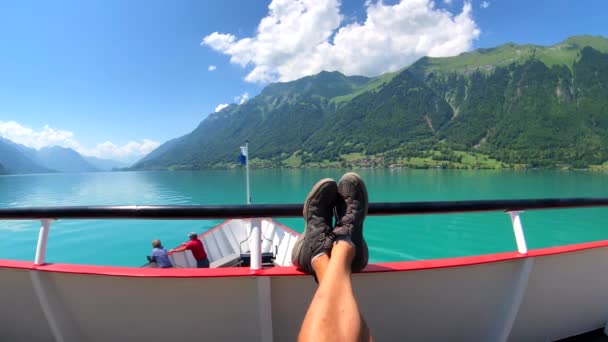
[238,145,248,165]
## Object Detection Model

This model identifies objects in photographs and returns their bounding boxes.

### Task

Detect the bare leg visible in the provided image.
[312,254,330,283]
[298,241,372,342]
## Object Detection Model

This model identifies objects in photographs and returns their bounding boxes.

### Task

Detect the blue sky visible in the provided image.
[0,0,606,162]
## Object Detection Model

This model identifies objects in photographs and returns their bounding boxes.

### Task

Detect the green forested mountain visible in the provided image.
[134,71,395,169]
[133,35,608,170]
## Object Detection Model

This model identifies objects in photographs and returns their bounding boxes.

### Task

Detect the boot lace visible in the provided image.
[309,216,334,248]
[334,196,357,234]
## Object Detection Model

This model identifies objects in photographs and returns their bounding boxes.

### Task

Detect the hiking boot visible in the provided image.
[291,178,338,274]
[334,172,369,272]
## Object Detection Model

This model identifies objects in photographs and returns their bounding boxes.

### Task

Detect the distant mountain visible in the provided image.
[35,146,99,173]
[0,137,53,174]
[0,137,105,174]
[0,162,7,175]
[84,156,129,171]
[132,35,608,169]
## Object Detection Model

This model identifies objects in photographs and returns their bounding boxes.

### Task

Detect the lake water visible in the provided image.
[0,169,607,267]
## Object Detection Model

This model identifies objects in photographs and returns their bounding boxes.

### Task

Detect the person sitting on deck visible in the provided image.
[148,239,172,268]
[172,232,209,268]
[293,172,373,342]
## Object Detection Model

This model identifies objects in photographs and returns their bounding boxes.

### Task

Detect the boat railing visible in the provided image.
[1,197,608,270]
[239,230,275,267]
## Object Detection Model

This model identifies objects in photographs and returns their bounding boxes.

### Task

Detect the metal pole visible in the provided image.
[250,218,262,270]
[1,198,608,220]
[35,219,52,265]
[246,141,250,205]
[508,211,528,254]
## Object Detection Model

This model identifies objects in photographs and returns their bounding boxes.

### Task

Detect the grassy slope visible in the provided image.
[419,35,608,73]
[232,149,508,170]
[331,70,401,104]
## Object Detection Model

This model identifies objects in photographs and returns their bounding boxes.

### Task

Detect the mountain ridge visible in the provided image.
[129,35,608,170]
[411,34,608,76]
[0,137,124,174]
[35,146,99,173]
[0,137,54,174]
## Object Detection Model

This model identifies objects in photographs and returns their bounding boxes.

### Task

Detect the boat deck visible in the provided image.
[559,329,608,341]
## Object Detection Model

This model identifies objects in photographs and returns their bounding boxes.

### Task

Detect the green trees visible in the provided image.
[133,36,608,170]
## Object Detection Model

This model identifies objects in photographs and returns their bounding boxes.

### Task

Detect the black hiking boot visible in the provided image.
[333,172,369,272]
[291,178,338,275]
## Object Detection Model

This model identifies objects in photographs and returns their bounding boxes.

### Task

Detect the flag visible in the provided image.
[238,145,247,165]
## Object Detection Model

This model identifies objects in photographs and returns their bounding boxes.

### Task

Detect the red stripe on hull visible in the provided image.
[2,240,607,278]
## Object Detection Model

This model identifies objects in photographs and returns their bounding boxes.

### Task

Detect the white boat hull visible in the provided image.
[2,241,608,341]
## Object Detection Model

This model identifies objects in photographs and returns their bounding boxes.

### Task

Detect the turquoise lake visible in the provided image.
[0,169,607,267]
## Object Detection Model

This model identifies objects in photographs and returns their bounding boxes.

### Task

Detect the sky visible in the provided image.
[0,0,607,162]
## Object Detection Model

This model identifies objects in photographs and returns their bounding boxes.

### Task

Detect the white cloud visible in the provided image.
[92,139,160,161]
[444,0,452,4]
[0,121,77,149]
[208,65,217,71]
[214,92,248,113]
[480,1,490,8]
[202,0,480,83]
[234,92,249,105]
[215,103,229,112]
[0,120,159,162]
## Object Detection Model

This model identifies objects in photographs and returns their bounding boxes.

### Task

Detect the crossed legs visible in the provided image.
[292,173,372,342]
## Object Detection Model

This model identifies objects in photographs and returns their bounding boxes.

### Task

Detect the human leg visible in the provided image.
[298,241,372,342]
[197,258,210,268]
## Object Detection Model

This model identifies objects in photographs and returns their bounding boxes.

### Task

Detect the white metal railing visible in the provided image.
[28,211,531,270]
[34,219,53,266]
[3,197,607,269]
[508,211,528,254]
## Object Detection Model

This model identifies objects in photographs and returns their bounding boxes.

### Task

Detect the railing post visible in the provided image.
[508,211,527,254]
[35,219,53,265]
[250,219,262,271]
[486,211,533,342]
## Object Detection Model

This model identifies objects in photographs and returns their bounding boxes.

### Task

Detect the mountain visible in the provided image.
[0,137,103,174]
[133,71,397,170]
[84,156,129,171]
[134,35,608,170]
[35,146,99,173]
[0,137,53,174]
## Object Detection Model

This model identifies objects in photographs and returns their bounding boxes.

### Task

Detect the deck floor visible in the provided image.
[558,329,608,341]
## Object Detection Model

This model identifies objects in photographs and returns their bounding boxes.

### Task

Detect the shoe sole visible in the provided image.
[339,172,368,272]
[291,178,336,270]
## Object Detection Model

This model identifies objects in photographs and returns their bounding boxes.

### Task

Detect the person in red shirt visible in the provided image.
[174,232,209,268]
